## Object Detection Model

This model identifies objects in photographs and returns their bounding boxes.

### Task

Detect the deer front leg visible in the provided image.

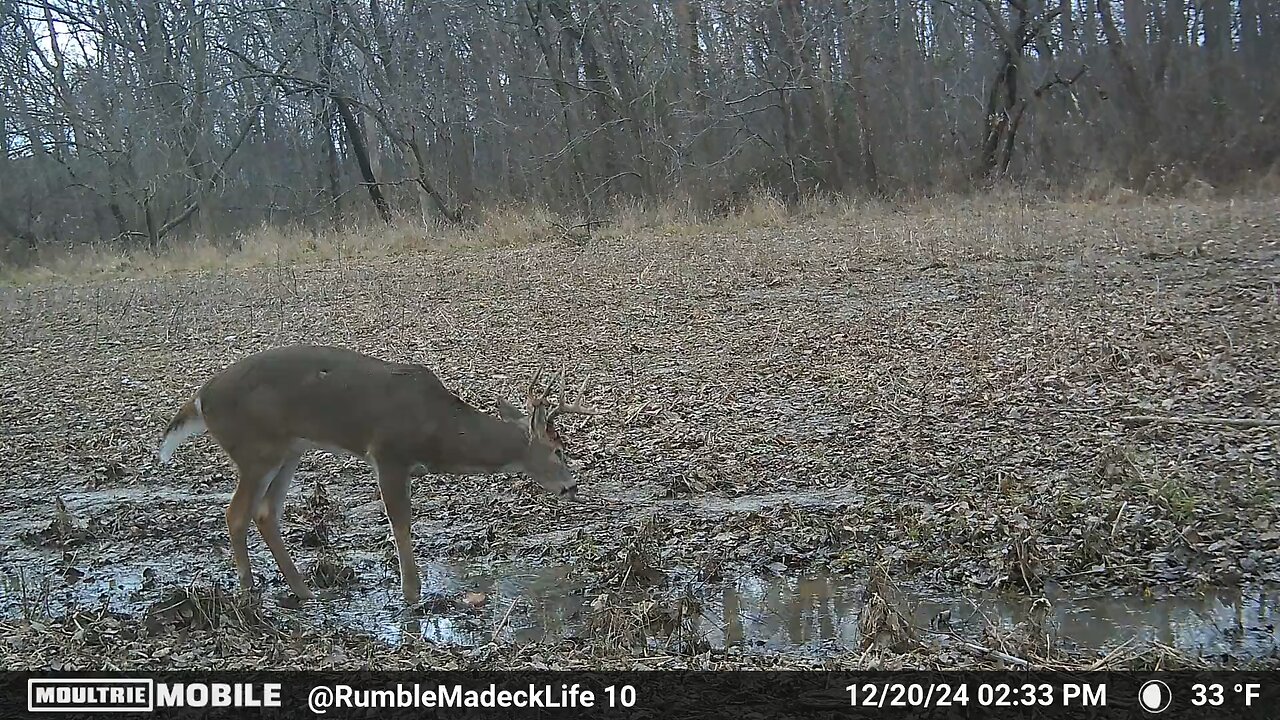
[373,457,421,606]
[226,449,285,594]
[253,451,314,601]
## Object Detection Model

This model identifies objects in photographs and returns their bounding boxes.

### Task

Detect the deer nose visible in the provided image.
[559,484,578,501]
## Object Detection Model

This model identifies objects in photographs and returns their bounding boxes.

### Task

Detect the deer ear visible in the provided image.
[495,398,525,423]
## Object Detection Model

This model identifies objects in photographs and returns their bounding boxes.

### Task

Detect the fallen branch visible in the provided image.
[491,598,521,642]
[958,640,1031,668]
[1086,636,1137,671]
[1057,562,1144,579]
[928,630,1033,668]
[1118,415,1280,429]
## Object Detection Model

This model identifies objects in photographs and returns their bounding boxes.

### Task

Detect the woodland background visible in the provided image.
[1,0,1277,259]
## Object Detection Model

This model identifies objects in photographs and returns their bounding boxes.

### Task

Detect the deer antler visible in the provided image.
[525,366,553,409]
[524,364,603,422]
[524,366,545,407]
[547,373,605,420]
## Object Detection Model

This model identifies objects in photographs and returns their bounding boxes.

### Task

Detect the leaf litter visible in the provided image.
[0,196,1277,670]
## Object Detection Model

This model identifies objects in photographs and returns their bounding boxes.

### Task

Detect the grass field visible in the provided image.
[1,194,1277,670]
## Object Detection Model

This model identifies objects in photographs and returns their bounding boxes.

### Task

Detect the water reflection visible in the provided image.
[2,558,1275,660]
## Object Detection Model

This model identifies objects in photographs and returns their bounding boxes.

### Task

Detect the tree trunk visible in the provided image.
[332,96,392,224]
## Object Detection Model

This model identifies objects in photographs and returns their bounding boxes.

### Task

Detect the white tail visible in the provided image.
[158,396,206,464]
[157,345,603,606]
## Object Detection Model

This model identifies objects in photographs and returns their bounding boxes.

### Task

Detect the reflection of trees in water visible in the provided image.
[721,582,743,645]
[392,564,1277,656]
[715,574,860,649]
[1042,586,1276,658]
[696,578,1273,654]
[721,576,1274,656]
[397,564,579,646]
[494,568,579,644]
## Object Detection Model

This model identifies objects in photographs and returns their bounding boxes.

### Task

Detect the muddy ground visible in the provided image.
[1,196,1277,670]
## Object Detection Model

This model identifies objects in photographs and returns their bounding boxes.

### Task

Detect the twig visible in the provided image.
[1057,562,1145,579]
[622,401,650,426]
[1110,501,1128,541]
[931,628,1033,668]
[958,639,1032,667]
[1118,415,1280,428]
[491,598,521,642]
[1086,637,1136,670]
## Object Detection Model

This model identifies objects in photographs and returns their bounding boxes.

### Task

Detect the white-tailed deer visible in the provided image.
[157,344,602,606]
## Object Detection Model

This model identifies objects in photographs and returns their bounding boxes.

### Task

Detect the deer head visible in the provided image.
[495,366,604,500]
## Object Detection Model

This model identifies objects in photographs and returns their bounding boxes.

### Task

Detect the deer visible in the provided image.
[156,344,603,606]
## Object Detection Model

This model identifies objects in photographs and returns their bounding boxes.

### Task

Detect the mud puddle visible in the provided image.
[3,554,1275,660]
[284,566,1280,659]
[355,566,1274,655]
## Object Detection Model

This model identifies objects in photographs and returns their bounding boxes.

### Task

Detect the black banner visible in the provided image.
[4,671,1275,719]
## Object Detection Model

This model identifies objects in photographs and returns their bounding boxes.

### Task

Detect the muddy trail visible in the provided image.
[1,197,1278,670]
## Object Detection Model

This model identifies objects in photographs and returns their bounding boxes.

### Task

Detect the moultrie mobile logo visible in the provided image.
[27,678,154,712]
[26,678,283,713]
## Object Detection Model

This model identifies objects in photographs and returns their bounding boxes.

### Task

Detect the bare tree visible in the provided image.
[3,0,1277,259]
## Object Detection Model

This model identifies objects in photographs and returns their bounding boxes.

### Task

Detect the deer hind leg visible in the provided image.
[225,446,287,594]
[252,451,314,600]
[372,457,421,606]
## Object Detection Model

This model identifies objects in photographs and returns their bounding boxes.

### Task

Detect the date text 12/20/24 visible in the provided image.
[846,682,1106,709]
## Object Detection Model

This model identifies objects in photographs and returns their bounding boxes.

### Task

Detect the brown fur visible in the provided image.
[160,345,591,606]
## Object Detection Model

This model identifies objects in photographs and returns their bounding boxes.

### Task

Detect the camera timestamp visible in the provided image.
[846,682,1107,709]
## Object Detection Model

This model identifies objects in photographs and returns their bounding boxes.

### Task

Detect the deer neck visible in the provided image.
[427,407,530,475]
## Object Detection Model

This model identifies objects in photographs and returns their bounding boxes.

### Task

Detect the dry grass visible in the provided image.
[11,184,1273,286]
[857,564,916,653]
[1,192,1277,670]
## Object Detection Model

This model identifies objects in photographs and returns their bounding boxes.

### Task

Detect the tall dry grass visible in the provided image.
[3,179,1277,286]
